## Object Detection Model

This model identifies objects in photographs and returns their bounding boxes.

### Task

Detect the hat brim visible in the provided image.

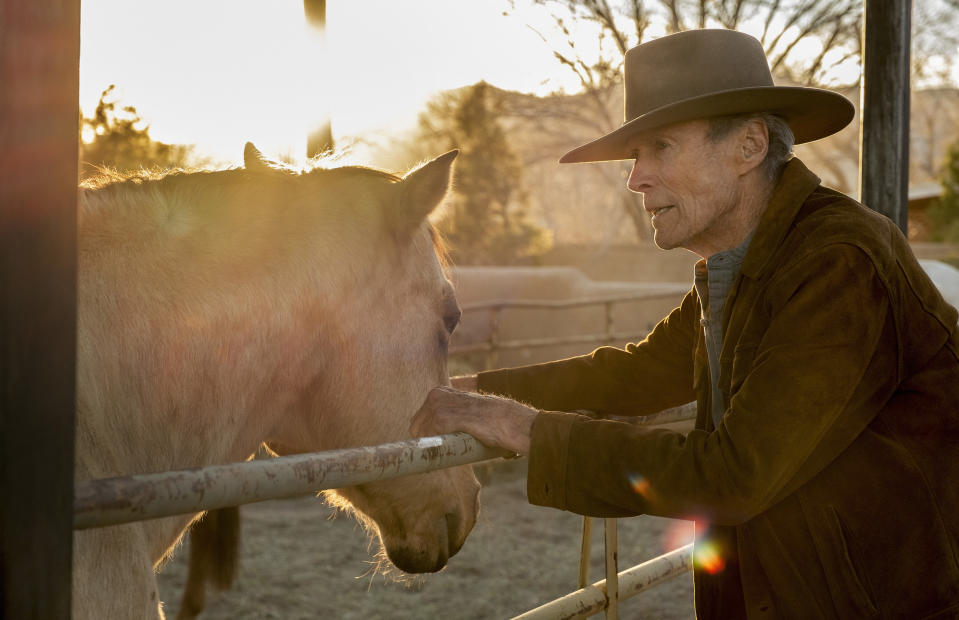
[559,86,855,164]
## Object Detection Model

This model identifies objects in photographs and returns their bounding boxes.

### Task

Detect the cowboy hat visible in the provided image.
[560,29,855,164]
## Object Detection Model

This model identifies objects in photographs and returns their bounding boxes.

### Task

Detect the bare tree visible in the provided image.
[504,0,959,241]
[912,0,959,87]
[514,1,863,88]
[503,0,863,240]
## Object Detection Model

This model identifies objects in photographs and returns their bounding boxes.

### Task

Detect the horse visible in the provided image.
[74,144,480,619]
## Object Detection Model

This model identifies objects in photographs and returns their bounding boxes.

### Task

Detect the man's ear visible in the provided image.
[738,118,769,175]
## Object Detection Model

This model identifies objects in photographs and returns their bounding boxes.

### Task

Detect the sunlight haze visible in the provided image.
[80,0,576,164]
[80,1,957,167]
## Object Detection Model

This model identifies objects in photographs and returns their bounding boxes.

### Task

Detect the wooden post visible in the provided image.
[578,517,593,589]
[859,0,911,233]
[304,0,333,157]
[603,518,619,619]
[0,1,80,618]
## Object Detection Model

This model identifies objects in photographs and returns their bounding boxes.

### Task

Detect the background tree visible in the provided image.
[79,85,196,178]
[503,0,861,240]
[502,0,959,241]
[909,1,959,185]
[930,138,959,243]
[417,82,553,265]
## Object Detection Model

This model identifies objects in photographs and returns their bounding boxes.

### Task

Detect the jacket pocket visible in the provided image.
[808,505,879,618]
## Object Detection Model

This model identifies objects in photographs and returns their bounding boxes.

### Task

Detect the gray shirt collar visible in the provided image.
[693,232,754,429]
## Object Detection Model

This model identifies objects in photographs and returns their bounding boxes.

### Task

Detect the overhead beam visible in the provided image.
[304,0,333,157]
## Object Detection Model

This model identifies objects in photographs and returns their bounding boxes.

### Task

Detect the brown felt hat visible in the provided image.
[560,29,855,164]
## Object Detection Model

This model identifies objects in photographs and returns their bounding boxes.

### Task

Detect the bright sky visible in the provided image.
[80,1,957,167]
[79,0,583,165]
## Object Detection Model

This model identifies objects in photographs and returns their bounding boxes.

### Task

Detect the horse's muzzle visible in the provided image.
[387,510,472,573]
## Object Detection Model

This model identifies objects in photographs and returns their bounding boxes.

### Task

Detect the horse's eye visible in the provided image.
[443,296,461,335]
[444,307,461,335]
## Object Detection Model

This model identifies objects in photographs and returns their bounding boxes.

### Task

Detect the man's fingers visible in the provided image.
[410,386,458,436]
[410,386,536,454]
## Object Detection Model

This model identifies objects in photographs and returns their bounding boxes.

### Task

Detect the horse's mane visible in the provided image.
[78,158,450,269]
[78,158,396,234]
[79,155,402,193]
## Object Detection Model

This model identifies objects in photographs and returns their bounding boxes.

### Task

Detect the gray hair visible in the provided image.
[707,113,795,182]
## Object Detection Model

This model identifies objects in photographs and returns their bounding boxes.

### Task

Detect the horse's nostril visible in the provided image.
[386,545,448,574]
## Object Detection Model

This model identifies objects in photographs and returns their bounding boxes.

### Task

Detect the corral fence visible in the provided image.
[75,291,699,619]
[449,291,686,371]
[75,434,696,620]
[450,293,699,619]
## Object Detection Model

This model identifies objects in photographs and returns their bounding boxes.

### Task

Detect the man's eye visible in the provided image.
[655,140,669,150]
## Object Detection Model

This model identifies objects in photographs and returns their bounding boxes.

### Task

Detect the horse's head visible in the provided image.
[247,145,481,573]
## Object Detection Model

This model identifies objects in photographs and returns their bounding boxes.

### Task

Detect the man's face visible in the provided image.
[626,119,745,257]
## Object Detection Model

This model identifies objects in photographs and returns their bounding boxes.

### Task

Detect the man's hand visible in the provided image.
[411,386,537,456]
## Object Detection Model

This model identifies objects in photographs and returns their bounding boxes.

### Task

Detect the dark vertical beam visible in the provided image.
[858,0,911,233]
[0,1,80,618]
[303,0,326,27]
[304,0,333,157]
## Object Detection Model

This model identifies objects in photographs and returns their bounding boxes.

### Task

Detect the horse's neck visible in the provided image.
[77,307,282,479]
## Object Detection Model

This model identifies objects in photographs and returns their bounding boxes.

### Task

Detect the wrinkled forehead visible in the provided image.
[625,118,713,148]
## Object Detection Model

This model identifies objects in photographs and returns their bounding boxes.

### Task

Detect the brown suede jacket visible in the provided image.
[477,159,959,619]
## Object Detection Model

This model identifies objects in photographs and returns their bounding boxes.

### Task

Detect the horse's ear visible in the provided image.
[243,142,283,174]
[395,150,458,236]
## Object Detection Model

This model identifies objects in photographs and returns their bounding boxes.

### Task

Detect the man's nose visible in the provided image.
[627,159,652,193]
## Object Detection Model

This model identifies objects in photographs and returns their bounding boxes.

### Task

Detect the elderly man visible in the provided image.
[413,29,959,618]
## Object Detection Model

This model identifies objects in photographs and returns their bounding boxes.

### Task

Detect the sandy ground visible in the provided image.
[156,459,695,619]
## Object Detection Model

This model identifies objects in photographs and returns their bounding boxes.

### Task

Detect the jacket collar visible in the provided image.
[740,157,821,279]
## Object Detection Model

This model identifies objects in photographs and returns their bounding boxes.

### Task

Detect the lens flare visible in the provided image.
[662,520,695,552]
[693,540,726,574]
[628,473,651,496]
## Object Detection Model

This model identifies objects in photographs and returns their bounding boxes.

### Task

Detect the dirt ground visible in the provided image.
[156,459,695,619]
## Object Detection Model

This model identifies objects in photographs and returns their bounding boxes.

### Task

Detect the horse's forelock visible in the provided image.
[429,225,452,275]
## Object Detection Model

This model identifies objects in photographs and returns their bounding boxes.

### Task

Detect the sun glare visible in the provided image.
[82,1,347,164]
[79,1,882,165]
[79,0,569,165]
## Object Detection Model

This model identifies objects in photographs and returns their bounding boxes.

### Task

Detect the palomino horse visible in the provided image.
[74,144,480,619]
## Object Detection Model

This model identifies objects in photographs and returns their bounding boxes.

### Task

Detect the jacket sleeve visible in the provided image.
[476,288,700,416]
[527,243,898,523]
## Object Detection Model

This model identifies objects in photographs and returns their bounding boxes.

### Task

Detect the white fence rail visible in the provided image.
[515,544,694,620]
[450,291,685,368]
[74,433,510,530]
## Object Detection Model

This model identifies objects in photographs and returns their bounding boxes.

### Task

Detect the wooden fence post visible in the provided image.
[859,0,911,232]
[0,1,80,617]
